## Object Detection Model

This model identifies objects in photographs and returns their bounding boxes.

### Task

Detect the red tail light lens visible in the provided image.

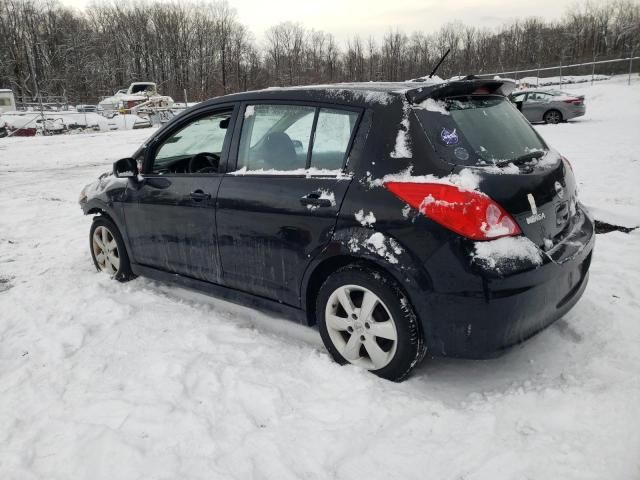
[563,98,582,105]
[384,182,521,240]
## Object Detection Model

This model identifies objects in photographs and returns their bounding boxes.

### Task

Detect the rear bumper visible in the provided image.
[418,206,595,358]
[567,105,586,119]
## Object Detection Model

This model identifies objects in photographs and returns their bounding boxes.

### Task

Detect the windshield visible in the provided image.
[415,95,547,166]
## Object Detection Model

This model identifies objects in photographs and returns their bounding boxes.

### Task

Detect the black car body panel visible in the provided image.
[81,78,594,359]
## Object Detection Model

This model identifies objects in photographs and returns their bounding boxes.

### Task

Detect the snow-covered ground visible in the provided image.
[536,75,640,228]
[0,111,152,133]
[1,75,639,479]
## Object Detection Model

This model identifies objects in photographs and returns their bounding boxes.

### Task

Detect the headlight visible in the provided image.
[78,187,88,203]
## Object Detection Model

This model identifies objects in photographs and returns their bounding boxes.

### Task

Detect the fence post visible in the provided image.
[536,66,540,87]
[559,57,563,89]
[591,54,596,86]
[183,88,188,108]
[629,52,634,86]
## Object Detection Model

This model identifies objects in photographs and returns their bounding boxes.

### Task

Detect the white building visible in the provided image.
[0,89,16,113]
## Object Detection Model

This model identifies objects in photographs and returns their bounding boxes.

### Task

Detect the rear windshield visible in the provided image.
[414,95,547,166]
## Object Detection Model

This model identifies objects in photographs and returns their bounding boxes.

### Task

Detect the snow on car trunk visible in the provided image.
[0,75,639,479]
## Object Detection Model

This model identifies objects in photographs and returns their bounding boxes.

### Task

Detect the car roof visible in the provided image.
[513,89,556,94]
[198,77,516,109]
[200,81,436,109]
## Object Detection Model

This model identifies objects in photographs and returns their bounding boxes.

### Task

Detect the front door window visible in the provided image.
[149,110,233,175]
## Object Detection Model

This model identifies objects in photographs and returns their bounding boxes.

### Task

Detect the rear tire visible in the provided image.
[543,109,562,124]
[316,264,426,382]
[89,216,135,282]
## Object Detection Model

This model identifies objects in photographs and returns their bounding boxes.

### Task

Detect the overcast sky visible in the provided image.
[59,0,587,43]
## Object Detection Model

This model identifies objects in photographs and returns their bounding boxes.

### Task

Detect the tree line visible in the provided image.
[0,0,638,104]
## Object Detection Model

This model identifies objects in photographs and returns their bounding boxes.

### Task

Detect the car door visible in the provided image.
[122,105,237,283]
[510,91,527,114]
[522,92,552,122]
[216,102,361,306]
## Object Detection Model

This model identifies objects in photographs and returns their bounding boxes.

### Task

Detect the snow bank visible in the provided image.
[1,111,109,131]
[0,111,151,133]
[517,74,610,87]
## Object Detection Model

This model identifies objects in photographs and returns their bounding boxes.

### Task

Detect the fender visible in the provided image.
[81,186,134,259]
[300,225,434,325]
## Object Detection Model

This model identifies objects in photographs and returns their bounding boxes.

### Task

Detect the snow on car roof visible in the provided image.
[202,76,515,108]
[264,76,445,95]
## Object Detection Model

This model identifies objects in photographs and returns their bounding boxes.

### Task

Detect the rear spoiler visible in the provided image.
[406,76,516,104]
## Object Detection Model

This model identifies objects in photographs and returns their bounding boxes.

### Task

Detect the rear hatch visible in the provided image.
[411,82,578,250]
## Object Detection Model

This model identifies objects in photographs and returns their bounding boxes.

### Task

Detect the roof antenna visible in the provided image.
[428,49,450,78]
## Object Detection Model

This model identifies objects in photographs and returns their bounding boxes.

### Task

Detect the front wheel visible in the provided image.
[316,264,426,381]
[89,216,135,282]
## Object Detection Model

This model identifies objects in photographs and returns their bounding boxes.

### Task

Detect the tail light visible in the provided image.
[384,182,521,240]
[563,98,582,105]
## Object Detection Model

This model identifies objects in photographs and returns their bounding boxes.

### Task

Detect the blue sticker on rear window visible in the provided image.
[440,127,459,145]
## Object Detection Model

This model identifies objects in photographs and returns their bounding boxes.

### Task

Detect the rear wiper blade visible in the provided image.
[496,151,546,167]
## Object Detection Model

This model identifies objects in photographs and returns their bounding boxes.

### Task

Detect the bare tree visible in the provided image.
[0,0,638,103]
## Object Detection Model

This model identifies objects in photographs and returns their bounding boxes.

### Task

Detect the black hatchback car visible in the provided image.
[79,77,594,381]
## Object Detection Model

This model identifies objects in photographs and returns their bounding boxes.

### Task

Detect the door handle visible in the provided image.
[300,193,331,208]
[190,190,211,202]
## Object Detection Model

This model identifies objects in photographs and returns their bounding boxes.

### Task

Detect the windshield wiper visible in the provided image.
[496,151,546,167]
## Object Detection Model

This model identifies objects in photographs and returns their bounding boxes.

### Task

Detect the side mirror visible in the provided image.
[113,157,139,178]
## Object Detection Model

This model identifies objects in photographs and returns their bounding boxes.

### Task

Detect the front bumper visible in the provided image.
[420,206,595,358]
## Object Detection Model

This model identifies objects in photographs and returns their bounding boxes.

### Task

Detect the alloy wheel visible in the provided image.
[545,111,561,124]
[325,285,398,370]
[92,225,120,275]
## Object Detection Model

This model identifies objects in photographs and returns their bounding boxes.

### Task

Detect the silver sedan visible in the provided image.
[510,90,586,124]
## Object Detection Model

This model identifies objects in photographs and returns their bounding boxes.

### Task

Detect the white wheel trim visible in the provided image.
[92,226,120,275]
[325,285,398,370]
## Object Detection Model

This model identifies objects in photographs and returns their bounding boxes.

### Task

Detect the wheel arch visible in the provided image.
[301,228,434,327]
[84,200,133,262]
[544,108,563,122]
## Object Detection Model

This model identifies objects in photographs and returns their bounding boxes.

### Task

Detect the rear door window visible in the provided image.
[237,104,314,172]
[526,92,553,103]
[235,104,359,174]
[414,95,547,166]
[311,108,359,170]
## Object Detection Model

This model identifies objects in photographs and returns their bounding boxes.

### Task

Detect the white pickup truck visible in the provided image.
[98,82,173,115]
